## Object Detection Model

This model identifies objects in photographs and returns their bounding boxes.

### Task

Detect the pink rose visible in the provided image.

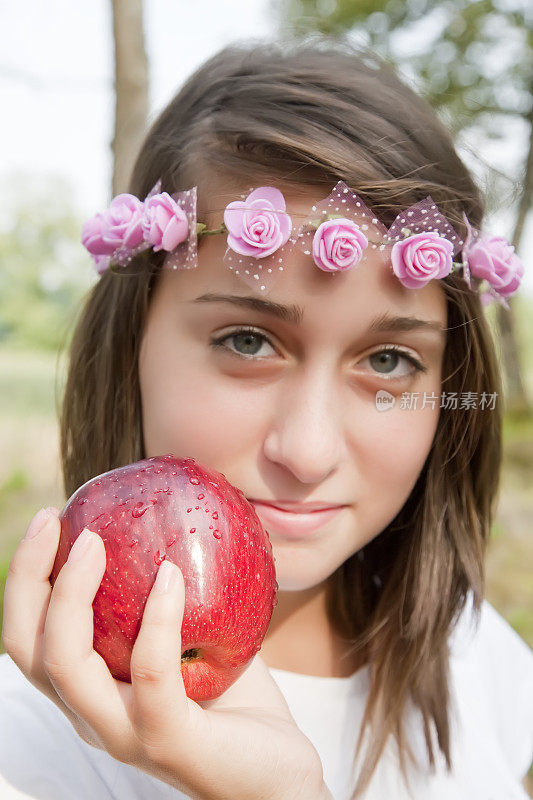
[312,218,368,273]
[93,255,111,275]
[464,236,524,298]
[81,193,145,256]
[142,192,189,252]
[391,231,453,289]
[223,187,292,258]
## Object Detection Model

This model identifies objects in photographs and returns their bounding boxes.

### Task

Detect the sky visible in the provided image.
[1,0,531,295]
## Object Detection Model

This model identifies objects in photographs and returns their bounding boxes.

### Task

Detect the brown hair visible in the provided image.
[60,37,502,797]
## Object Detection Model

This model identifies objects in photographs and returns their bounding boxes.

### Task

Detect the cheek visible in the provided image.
[139,336,268,467]
[354,399,439,538]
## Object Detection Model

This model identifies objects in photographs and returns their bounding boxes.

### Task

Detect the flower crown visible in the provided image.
[81,179,524,309]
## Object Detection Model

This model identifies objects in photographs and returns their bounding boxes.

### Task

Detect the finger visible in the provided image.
[2,507,61,677]
[1,509,115,745]
[129,559,193,755]
[43,528,133,755]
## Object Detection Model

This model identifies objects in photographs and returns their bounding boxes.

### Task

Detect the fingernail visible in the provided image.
[24,508,54,540]
[153,559,177,593]
[68,528,95,563]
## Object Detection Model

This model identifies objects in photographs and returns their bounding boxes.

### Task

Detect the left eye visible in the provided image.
[210,327,426,379]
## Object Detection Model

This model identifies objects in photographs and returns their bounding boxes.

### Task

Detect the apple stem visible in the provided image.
[181,648,200,662]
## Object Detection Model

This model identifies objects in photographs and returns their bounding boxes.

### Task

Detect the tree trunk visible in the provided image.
[496,113,532,416]
[110,0,149,197]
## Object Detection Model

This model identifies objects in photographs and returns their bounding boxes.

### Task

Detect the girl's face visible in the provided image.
[138,185,447,592]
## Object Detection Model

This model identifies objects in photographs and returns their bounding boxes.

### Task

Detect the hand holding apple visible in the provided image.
[49,454,278,702]
[1,473,333,800]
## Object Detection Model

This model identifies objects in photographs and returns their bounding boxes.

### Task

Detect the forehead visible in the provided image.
[156,182,448,330]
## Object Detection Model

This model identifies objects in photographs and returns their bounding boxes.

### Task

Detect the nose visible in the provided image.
[262,364,346,485]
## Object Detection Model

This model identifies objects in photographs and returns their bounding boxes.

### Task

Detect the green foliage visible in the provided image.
[0,173,95,352]
[490,519,505,540]
[507,605,533,646]
[273,0,532,137]
[502,408,533,441]
[0,469,29,498]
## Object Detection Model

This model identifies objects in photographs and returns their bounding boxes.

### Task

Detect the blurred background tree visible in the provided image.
[272,0,532,414]
[111,0,149,196]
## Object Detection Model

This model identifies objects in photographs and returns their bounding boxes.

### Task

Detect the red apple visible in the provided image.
[49,454,278,702]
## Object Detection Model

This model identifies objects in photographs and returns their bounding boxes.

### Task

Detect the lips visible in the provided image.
[247,499,345,513]
[249,500,345,539]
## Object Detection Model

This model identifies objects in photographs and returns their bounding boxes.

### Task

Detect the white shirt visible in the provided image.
[0,596,531,800]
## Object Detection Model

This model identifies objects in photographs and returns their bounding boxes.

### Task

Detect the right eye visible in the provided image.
[209,327,278,360]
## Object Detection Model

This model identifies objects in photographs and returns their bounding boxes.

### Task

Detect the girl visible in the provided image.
[1,37,532,800]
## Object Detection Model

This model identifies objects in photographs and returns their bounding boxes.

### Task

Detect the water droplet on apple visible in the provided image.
[212,511,218,520]
[94,481,102,486]
[194,506,199,510]
[189,477,200,485]
[78,498,87,505]
[186,508,192,513]
[213,530,221,539]
[209,525,213,530]
[197,493,205,500]
[127,538,138,547]
[132,501,151,518]
[154,550,166,566]
[189,527,197,534]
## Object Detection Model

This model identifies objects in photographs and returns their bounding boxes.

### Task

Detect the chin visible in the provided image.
[270,558,333,592]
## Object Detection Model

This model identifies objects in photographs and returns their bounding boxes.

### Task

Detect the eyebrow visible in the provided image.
[191,293,446,336]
